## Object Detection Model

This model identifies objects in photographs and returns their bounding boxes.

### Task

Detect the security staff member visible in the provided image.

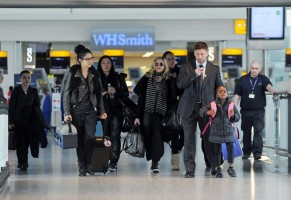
[233,60,276,160]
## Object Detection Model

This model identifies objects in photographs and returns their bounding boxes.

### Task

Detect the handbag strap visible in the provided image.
[67,121,72,134]
[201,117,212,136]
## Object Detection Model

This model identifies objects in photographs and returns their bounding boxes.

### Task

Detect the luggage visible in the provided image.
[122,125,145,158]
[54,121,78,149]
[91,136,111,174]
[221,126,242,160]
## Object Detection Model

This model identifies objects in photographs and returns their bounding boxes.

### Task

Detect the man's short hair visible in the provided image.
[194,42,208,51]
[19,70,31,78]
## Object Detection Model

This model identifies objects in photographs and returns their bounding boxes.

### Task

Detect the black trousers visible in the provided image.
[211,142,233,168]
[143,112,164,163]
[72,111,97,169]
[15,123,30,165]
[241,109,265,156]
[101,112,122,165]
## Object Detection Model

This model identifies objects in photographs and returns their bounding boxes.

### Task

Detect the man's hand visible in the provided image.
[64,115,72,122]
[195,68,204,77]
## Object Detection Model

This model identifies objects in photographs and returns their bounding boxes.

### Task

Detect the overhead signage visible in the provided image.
[234,19,246,35]
[222,48,243,68]
[49,50,71,74]
[0,51,8,74]
[23,43,36,69]
[90,27,155,51]
[285,48,291,68]
[103,50,124,69]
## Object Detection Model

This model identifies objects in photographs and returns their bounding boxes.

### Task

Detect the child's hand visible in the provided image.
[207,109,216,116]
[229,109,234,117]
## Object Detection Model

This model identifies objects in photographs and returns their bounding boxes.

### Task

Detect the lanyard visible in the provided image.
[249,77,258,93]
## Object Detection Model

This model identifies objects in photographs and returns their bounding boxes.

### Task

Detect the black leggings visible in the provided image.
[211,142,234,168]
[143,112,164,162]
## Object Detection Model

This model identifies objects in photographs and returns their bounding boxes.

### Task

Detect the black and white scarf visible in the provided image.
[144,73,167,116]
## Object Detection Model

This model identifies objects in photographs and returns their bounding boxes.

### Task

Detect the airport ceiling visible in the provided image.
[0,0,290,8]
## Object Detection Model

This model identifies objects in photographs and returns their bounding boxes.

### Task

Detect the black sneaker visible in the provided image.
[20,163,29,171]
[87,164,95,176]
[211,168,217,176]
[254,154,261,160]
[79,168,87,177]
[151,162,159,173]
[108,163,117,172]
[227,167,236,177]
[242,154,250,159]
[216,167,223,178]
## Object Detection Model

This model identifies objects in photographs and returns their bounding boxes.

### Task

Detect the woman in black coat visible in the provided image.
[97,55,129,172]
[63,45,107,176]
[134,56,177,173]
[9,70,42,171]
[163,50,184,170]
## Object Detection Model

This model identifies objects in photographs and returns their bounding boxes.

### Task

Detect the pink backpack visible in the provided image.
[210,101,234,119]
[202,101,237,136]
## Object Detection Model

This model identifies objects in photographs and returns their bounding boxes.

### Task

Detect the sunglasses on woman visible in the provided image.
[155,62,164,67]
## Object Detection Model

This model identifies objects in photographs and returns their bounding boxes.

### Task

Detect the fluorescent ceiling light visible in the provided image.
[142,52,154,57]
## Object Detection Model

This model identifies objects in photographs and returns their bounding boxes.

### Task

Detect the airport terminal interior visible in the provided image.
[1,1,291,200]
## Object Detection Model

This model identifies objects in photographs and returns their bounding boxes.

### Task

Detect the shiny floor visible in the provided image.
[1,133,291,200]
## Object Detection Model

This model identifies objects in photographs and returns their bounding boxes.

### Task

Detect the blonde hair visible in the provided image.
[145,56,171,80]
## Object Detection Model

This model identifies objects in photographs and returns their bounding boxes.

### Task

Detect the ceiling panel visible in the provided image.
[0,0,290,8]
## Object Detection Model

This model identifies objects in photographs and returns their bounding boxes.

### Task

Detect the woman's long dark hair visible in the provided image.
[97,55,116,79]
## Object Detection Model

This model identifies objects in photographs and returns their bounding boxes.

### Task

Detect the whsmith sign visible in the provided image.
[90,27,155,51]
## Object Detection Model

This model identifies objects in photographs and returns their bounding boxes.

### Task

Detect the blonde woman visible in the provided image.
[134,56,177,173]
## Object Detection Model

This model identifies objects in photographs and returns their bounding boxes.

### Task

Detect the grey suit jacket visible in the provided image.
[176,61,223,118]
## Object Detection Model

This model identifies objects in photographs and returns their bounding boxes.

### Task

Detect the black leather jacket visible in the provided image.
[63,65,105,116]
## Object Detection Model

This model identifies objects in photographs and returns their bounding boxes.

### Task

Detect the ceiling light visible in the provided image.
[142,52,154,57]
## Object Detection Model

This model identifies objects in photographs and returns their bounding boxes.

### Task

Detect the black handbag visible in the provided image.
[121,125,145,158]
[161,109,182,130]
[8,129,17,150]
[120,98,137,132]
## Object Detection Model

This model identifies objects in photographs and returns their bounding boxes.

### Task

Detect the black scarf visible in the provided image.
[144,73,167,116]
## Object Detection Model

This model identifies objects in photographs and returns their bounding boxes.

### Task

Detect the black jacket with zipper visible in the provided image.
[63,64,105,116]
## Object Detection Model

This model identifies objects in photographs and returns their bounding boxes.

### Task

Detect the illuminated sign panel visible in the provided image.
[90,27,155,51]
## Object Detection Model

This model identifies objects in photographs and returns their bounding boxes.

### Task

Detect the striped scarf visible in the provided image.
[144,73,167,116]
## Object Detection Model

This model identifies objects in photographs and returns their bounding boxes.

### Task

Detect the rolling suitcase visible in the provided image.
[91,136,111,174]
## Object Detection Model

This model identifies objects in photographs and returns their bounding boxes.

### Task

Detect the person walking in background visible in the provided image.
[0,73,4,97]
[177,41,223,178]
[233,60,276,160]
[200,86,240,178]
[97,55,129,172]
[163,50,184,170]
[8,70,42,171]
[134,56,177,173]
[63,44,107,176]
[7,85,14,104]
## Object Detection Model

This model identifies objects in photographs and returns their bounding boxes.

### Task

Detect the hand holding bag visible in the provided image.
[161,109,182,130]
[55,121,78,149]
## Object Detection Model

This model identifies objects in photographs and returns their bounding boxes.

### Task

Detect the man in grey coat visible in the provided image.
[177,42,223,178]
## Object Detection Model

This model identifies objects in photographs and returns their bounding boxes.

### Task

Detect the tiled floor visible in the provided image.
[1,133,291,200]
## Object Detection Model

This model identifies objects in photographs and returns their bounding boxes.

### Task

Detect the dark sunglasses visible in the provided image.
[155,62,164,67]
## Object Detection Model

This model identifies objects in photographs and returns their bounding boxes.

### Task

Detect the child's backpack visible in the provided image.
[201,101,235,136]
